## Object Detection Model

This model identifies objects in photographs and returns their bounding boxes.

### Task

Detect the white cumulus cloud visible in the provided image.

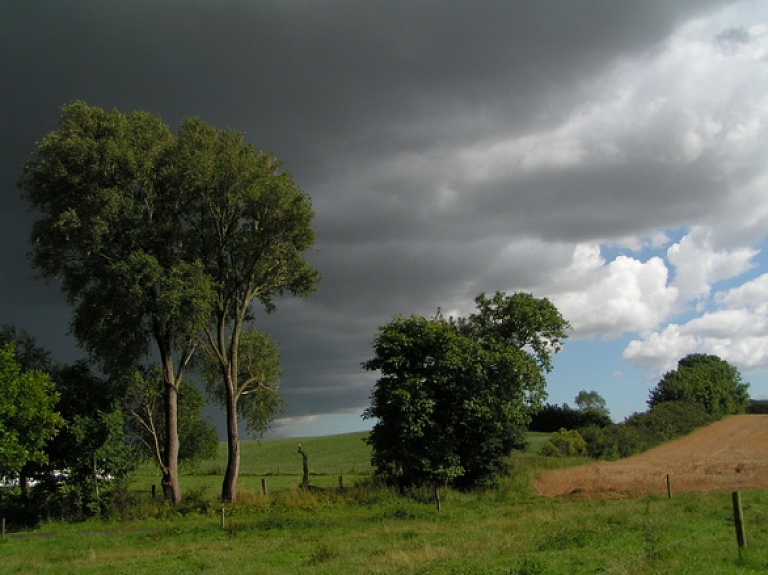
[624,271,768,372]
[548,244,678,339]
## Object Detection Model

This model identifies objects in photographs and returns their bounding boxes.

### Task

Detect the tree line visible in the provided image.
[537,353,751,459]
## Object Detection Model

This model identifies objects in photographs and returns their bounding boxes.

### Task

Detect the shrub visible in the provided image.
[529,403,611,432]
[625,401,713,443]
[539,429,587,457]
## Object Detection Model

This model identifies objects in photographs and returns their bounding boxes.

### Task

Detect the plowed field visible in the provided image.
[533,415,768,498]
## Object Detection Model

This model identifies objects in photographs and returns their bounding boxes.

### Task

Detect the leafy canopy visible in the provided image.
[199,328,284,439]
[648,353,750,418]
[364,292,569,489]
[574,390,610,418]
[19,101,214,375]
[0,343,64,477]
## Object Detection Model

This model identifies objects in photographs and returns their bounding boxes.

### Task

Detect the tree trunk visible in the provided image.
[221,376,240,502]
[163,375,182,503]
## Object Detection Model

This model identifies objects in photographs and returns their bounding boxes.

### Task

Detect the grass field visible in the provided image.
[3,431,768,574]
[130,431,373,496]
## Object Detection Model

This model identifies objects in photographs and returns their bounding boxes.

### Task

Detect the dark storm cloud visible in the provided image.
[1,1,728,173]
[0,0,756,430]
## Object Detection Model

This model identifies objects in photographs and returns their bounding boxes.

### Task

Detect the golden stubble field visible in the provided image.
[533,414,768,498]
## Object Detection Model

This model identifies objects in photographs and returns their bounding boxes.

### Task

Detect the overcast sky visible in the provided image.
[2,1,768,438]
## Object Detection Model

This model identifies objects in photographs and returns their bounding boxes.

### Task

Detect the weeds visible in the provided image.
[308,543,339,565]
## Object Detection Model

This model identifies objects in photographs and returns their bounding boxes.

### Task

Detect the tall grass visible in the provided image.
[5,484,767,574]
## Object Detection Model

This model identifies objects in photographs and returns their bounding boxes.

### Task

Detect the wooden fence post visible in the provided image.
[732,491,747,550]
[298,444,309,489]
[262,477,268,496]
[666,474,672,499]
[435,487,441,512]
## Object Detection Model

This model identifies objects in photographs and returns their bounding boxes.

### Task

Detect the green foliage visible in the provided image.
[0,325,55,373]
[528,402,612,432]
[168,116,321,316]
[39,362,135,519]
[364,292,568,489]
[648,353,750,419]
[20,101,213,376]
[579,423,645,460]
[199,328,284,438]
[0,343,64,477]
[125,366,219,469]
[580,401,715,461]
[579,355,750,463]
[747,399,768,413]
[625,400,714,442]
[574,389,610,418]
[462,291,569,373]
[0,330,137,521]
[538,429,587,457]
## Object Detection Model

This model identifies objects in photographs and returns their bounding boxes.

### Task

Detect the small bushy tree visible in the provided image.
[580,400,715,461]
[539,429,587,457]
[649,354,749,418]
[364,292,568,489]
[0,328,134,520]
[579,424,645,460]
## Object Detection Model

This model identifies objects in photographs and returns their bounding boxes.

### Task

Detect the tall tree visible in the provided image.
[164,118,319,502]
[364,292,568,489]
[648,353,750,418]
[19,101,213,502]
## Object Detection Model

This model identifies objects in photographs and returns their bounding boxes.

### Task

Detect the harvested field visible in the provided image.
[533,414,768,498]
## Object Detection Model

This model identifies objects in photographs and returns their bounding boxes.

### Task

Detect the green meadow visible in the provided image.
[3,432,768,574]
[130,431,373,495]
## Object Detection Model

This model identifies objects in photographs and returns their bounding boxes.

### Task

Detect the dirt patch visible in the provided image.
[533,415,768,498]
